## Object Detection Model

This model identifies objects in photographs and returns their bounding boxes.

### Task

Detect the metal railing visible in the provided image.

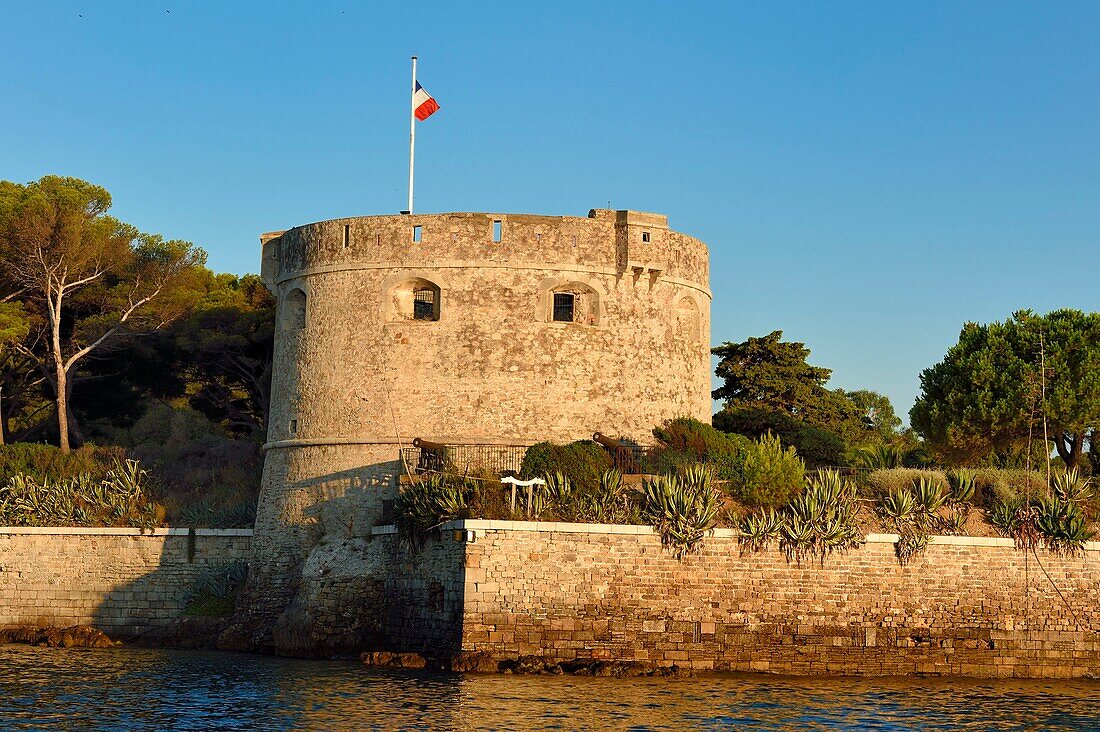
[401,441,528,476]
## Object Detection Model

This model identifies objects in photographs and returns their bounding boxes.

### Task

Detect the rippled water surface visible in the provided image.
[3,645,1100,730]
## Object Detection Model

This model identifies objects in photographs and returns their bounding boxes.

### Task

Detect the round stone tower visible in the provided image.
[251,208,711,607]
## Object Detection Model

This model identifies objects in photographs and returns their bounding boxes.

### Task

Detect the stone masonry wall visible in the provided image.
[251,208,713,621]
[0,528,251,638]
[450,521,1100,678]
[267,526,466,658]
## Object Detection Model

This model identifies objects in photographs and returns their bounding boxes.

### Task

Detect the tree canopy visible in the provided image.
[0,176,206,452]
[711,331,897,466]
[910,309,1100,468]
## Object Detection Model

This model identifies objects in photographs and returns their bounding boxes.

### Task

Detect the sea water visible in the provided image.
[2,645,1099,730]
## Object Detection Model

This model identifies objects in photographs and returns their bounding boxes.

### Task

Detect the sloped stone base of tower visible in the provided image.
[234,530,465,659]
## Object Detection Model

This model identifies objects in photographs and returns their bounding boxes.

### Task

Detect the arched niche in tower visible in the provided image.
[281,287,308,332]
[383,274,445,322]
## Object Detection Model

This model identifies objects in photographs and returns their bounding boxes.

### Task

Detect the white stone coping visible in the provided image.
[0,527,253,537]
[369,520,1100,551]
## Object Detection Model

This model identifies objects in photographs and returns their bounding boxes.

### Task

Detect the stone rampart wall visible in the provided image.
[447,522,1100,678]
[0,528,252,638]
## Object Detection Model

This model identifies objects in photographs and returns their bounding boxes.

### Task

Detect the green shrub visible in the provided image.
[520,441,612,490]
[0,443,125,483]
[733,434,805,507]
[972,468,1046,507]
[126,404,262,527]
[863,468,946,501]
[651,417,751,480]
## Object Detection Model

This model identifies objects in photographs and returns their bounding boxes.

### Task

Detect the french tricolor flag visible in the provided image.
[413,81,440,121]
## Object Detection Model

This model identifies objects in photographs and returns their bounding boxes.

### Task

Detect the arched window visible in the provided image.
[282,288,307,331]
[674,296,700,341]
[387,277,441,322]
[546,281,600,326]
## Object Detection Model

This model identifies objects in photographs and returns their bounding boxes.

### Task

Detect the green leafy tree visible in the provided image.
[712,331,867,465]
[0,176,205,452]
[0,301,30,445]
[167,273,274,437]
[911,309,1100,468]
[842,389,902,445]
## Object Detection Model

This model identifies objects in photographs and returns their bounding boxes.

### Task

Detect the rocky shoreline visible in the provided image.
[359,651,695,677]
[0,625,117,649]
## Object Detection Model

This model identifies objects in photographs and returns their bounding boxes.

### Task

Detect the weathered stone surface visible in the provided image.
[448,527,1100,678]
[250,208,713,625]
[0,529,251,638]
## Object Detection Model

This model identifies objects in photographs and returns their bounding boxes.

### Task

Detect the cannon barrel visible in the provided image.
[412,437,447,451]
[592,432,625,449]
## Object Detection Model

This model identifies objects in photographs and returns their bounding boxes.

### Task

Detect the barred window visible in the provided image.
[553,292,575,323]
[413,288,436,320]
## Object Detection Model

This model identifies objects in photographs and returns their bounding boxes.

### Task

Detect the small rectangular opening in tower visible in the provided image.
[492,220,502,242]
[412,225,422,243]
[642,231,651,243]
[343,225,350,248]
[289,419,298,434]
[553,292,575,323]
[376,233,381,246]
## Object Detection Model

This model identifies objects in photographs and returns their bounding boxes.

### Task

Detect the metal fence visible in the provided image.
[400,443,528,476]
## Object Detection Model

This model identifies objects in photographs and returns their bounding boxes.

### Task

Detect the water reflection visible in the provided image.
[1,645,1099,730]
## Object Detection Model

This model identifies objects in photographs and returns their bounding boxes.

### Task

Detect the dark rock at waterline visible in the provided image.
[132,617,231,649]
[0,625,117,649]
[496,656,694,677]
[447,651,501,673]
[360,651,428,669]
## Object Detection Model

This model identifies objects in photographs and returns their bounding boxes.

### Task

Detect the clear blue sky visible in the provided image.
[3,1,1098,422]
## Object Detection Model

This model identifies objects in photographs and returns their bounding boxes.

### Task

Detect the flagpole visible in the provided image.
[408,56,417,214]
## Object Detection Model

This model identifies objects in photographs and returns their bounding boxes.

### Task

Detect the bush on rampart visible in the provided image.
[520,441,612,490]
[651,417,751,481]
[731,434,806,508]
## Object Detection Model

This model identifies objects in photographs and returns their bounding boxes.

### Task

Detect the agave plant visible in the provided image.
[855,444,905,469]
[107,459,148,499]
[642,467,719,559]
[912,477,947,519]
[946,470,976,505]
[895,524,930,566]
[779,470,861,563]
[1052,468,1092,505]
[880,488,916,526]
[1036,495,1095,554]
[738,507,785,553]
[988,496,1025,537]
[393,474,467,547]
[580,469,631,523]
